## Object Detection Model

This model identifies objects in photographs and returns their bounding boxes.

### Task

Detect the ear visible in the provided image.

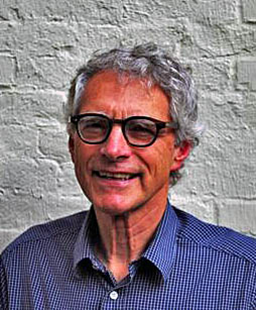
[170,141,191,172]
[68,135,75,163]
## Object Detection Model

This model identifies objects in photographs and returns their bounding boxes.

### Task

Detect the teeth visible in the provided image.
[97,171,135,180]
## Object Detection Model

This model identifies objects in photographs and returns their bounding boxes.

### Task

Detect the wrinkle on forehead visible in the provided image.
[78,70,171,121]
[82,70,165,103]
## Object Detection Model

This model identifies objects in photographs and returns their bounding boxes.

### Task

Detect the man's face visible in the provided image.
[69,70,184,215]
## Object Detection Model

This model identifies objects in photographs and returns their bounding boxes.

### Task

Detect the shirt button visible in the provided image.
[110,291,118,300]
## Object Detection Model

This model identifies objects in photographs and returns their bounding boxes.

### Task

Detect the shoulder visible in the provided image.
[1,211,89,258]
[175,207,256,265]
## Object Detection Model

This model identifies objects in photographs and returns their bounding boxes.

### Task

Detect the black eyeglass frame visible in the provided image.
[70,113,179,147]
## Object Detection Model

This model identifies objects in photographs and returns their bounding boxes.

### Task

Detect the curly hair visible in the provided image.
[66,43,204,185]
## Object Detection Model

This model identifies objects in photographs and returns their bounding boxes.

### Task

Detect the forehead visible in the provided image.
[79,70,170,119]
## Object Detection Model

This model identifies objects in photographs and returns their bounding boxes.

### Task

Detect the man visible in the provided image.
[1,43,256,309]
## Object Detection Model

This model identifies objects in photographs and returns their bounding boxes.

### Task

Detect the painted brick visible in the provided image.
[189,0,237,25]
[46,196,89,222]
[39,128,69,163]
[191,59,232,91]
[0,157,58,195]
[0,229,21,253]
[0,91,66,127]
[0,0,237,25]
[170,192,217,224]
[0,158,58,229]
[0,21,76,55]
[0,55,16,84]
[57,162,85,198]
[242,0,256,22]
[75,24,121,51]
[119,22,184,52]
[47,162,90,220]
[0,187,47,230]
[0,0,123,24]
[0,125,37,157]
[218,200,256,235]
[237,59,256,90]
[231,27,256,54]
[242,93,256,128]
[0,22,16,52]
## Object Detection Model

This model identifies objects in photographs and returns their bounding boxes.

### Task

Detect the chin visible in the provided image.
[93,197,138,216]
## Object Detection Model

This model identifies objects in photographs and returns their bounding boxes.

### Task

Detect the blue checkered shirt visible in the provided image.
[1,201,256,309]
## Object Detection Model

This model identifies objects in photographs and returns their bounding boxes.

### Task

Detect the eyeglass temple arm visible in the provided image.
[165,122,179,129]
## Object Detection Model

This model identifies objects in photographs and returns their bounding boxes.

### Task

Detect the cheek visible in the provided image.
[73,142,93,176]
[142,144,175,179]
[74,140,96,162]
[72,143,97,197]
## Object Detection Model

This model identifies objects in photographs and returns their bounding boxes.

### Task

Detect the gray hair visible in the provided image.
[66,43,204,185]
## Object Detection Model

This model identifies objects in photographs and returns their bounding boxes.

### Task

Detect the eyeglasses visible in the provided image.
[70,113,178,147]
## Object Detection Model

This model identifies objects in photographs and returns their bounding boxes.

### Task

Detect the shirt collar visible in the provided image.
[142,200,180,281]
[73,200,180,281]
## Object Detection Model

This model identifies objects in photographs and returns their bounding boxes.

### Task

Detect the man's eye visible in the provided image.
[86,122,102,129]
[128,122,155,136]
[81,119,104,130]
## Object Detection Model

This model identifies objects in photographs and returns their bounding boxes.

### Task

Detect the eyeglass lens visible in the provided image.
[77,115,157,146]
[125,119,157,145]
[79,116,109,143]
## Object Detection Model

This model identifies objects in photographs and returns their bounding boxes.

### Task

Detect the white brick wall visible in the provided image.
[0,0,256,251]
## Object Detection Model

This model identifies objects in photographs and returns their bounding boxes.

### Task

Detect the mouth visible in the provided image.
[93,171,140,181]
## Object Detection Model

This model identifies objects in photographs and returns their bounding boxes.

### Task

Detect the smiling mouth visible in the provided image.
[94,171,140,181]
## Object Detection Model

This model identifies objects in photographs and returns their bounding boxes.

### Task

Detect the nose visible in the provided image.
[100,125,132,161]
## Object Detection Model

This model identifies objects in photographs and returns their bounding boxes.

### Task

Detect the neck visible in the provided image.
[94,199,167,282]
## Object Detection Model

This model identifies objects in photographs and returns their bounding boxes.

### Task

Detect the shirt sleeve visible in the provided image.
[0,256,8,310]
